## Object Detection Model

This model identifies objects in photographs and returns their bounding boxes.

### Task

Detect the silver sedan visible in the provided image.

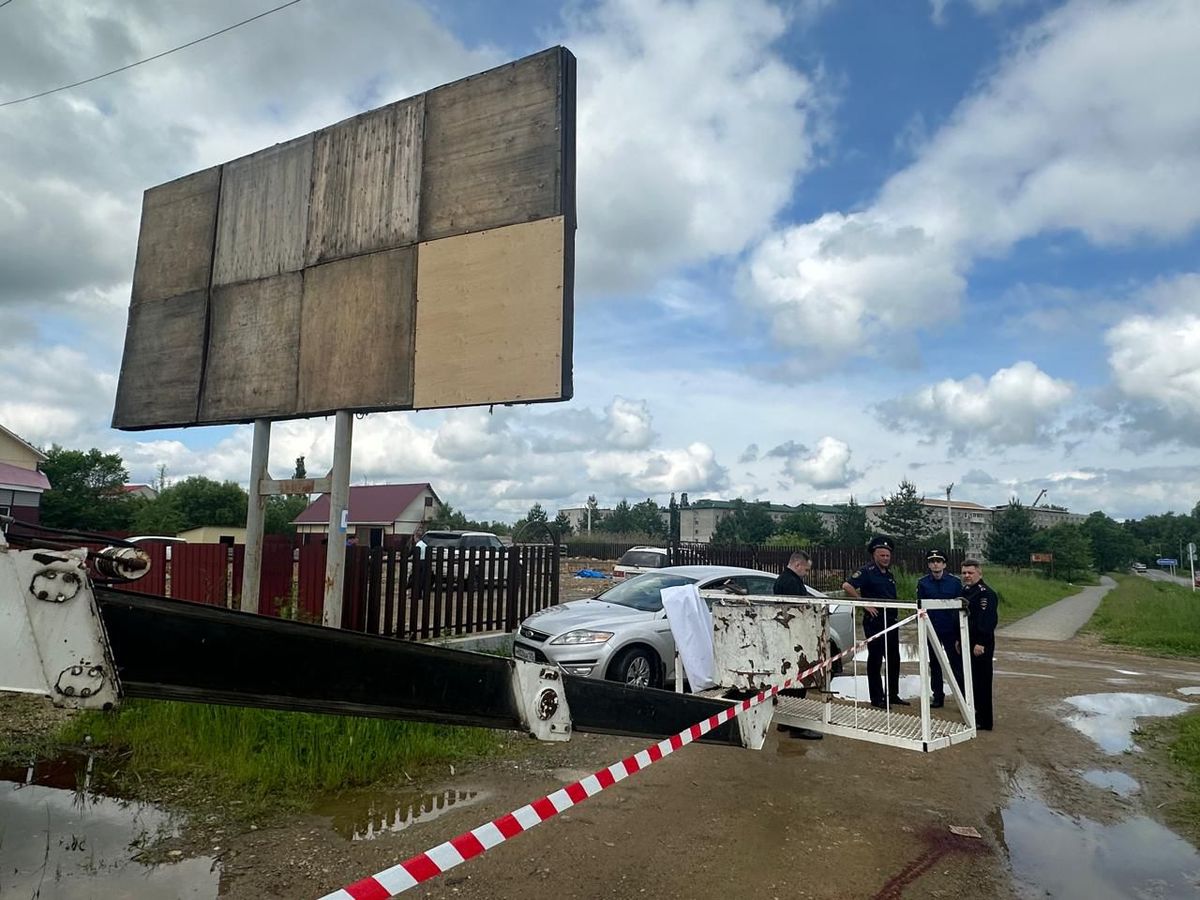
[512,565,853,688]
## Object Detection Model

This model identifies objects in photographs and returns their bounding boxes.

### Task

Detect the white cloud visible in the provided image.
[882,361,1074,450]
[743,0,1200,368]
[564,0,828,292]
[585,442,728,496]
[780,436,858,489]
[1105,274,1200,443]
[604,397,657,449]
[929,0,1033,25]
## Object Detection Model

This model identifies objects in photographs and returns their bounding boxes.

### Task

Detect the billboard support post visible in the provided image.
[322,411,354,628]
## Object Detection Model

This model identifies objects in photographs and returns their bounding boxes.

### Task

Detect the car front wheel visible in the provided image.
[608,646,661,688]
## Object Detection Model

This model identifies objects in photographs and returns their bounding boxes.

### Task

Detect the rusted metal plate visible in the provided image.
[199,274,302,422]
[412,216,569,409]
[306,97,423,267]
[710,600,827,693]
[130,167,220,305]
[420,47,570,241]
[111,292,207,429]
[297,247,416,414]
[212,136,313,286]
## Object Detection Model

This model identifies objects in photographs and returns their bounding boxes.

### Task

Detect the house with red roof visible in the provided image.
[0,424,51,525]
[292,483,441,547]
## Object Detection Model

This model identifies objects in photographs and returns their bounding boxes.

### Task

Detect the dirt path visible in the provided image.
[997,576,1116,641]
[204,633,1200,899]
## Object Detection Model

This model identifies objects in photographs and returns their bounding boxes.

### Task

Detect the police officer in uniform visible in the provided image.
[842,536,907,709]
[960,558,998,730]
[917,549,962,708]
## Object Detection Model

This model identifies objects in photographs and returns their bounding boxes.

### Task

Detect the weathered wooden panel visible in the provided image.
[130,168,220,304]
[306,97,423,266]
[111,292,207,429]
[420,48,568,241]
[199,274,302,422]
[412,216,567,409]
[297,247,416,414]
[212,136,313,286]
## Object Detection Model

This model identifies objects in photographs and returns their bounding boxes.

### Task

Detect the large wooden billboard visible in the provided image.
[113,47,575,430]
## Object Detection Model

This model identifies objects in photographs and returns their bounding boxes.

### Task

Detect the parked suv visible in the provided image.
[613,546,669,580]
[414,530,508,587]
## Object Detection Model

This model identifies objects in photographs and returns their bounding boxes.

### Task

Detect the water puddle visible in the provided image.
[1003,775,1200,898]
[829,673,923,702]
[315,786,487,841]
[1079,769,1140,797]
[1178,686,1200,696]
[1063,693,1192,754]
[0,755,220,899]
[853,643,922,664]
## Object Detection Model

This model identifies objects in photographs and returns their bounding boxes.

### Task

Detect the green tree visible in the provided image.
[265,495,309,534]
[776,505,829,545]
[598,499,637,534]
[292,456,306,481]
[552,510,574,537]
[876,479,937,545]
[923,529,969,553]
[629,498,667,537]
[832,497,870,547]
[1033,523,1093,581]
[133,476,248,534]
[987,500,1036,567]
[711,499,775,545]
[38,445,135,531]
[1082,511,1137,573]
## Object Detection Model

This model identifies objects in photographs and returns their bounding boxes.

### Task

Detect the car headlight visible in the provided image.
[550,629,614,645]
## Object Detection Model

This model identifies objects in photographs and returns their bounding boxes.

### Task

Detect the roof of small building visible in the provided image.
[293,483,439,525]
[0,424,47,462]
[0,460,51,492]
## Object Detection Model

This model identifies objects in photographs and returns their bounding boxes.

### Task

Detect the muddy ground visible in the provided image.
[4,565,1199,898]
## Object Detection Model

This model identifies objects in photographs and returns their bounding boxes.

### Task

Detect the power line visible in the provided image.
[0,0,306,109]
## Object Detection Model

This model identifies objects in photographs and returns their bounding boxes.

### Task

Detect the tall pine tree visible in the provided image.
[987,500,1036,567]
[876,480,936,545]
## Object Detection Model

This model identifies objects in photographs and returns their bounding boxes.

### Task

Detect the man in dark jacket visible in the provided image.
[961,559,999,730]
[917,549,962,708]
[842,535,905,709]
[773,550,823,740]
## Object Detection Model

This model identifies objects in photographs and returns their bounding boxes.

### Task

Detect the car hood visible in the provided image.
[522,598,654,634]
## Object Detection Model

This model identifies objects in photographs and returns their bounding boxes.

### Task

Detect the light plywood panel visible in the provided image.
[212,136,313,286]
[111,292,207,429]
[413,216,568,409]
[297,248,416,414]
[420,48,567,241]
[306,97,423,267]
[131,168,220,304]
[199,274,303,422]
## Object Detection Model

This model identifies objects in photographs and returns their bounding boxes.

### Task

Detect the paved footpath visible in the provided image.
[997,575,1116,641]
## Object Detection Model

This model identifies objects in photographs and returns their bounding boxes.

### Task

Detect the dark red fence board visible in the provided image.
[170,544,228,605]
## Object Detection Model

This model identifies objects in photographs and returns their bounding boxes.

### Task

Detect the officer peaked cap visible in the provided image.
[926,549,947,562]
[867,535,894,552]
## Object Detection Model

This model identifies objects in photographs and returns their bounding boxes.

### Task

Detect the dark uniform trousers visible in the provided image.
[971,638,995,730]
[929,630,963,702]
[863,608,901,704]
[850,563,900,705]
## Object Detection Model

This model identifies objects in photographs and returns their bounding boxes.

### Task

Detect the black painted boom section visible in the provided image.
[94,589,744,747]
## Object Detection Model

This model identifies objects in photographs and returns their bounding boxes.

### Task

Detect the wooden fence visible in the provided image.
[114,536,560,638]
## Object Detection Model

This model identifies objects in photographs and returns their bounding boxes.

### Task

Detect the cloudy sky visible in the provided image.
[2,0,1198,523]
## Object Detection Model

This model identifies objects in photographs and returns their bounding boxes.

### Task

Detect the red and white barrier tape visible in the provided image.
[320,611,924,899]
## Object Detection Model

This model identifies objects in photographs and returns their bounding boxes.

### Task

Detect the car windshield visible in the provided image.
[422,533,461,547]
[618,550,667,568]
[596,572,696,612]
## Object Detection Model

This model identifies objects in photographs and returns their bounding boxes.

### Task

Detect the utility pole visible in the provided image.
[946,483,955,552]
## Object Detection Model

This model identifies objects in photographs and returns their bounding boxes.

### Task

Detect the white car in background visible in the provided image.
[513,565,854,688]
[612,546,669,580]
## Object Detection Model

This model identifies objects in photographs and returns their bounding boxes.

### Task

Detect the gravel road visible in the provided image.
[996,575,1116,641]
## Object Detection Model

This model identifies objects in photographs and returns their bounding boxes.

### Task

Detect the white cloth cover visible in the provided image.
[661,583,717,691]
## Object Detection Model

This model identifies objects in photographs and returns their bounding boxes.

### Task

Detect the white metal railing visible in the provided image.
[688,592,977,752]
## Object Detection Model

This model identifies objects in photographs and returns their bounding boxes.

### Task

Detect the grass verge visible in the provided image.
[891,569,1084,625]
[56,700,508,822]
[1166,712,1200,834]
[1086,574,1200,656]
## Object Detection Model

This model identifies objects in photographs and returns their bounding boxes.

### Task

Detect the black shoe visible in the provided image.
[870,699,887,709]
[789,728,824,740]
[888,696,911,706]
[931,697,945,709]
